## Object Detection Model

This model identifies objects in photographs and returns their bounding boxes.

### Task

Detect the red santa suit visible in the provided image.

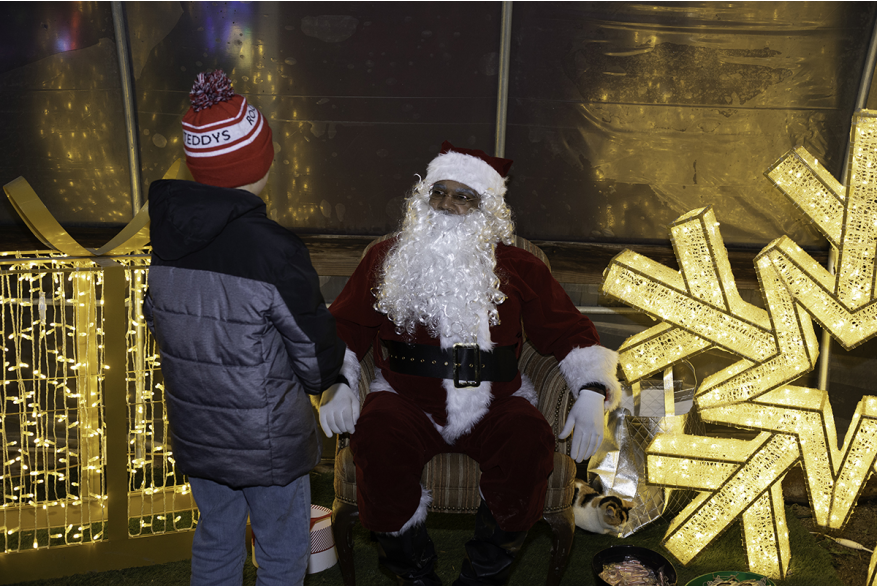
[330,237,620,534]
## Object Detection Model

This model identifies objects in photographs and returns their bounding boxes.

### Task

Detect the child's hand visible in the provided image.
[318,383,360,437]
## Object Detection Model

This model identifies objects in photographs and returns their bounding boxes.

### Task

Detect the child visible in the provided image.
[144,70,346,585]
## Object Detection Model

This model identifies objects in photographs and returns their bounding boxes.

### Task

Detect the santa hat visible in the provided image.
[182,70,274,188]
[423,141,513,198]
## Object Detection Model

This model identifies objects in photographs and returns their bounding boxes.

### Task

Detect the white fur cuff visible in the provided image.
[511,373,538,407]
[340,347,361,395]
[388,485,432,536]
[559,345,622,411]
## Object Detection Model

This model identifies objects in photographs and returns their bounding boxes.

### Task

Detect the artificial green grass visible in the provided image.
[10,467,843,585]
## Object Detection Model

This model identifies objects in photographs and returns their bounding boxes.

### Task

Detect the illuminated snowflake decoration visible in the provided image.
[602,110,877,582]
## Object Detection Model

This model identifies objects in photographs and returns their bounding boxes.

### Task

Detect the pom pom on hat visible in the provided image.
[423,141,513,199]
[182,70,274,188]
[189,70,235,112]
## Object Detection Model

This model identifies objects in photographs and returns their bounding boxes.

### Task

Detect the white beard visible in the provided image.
[375,206,506,347]
[374,192,514,443]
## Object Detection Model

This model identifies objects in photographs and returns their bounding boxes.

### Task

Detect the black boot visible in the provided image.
[454,501,529,586]
[373,523,442,586]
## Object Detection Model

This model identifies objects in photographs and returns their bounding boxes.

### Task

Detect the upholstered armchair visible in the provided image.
[330,236,580,585]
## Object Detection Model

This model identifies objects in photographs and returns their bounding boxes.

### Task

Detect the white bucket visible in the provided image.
[249,504,338,574]
[307,504,337,574]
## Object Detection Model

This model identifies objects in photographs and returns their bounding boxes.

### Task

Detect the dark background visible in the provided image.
[2,2,875,246]
[2,0,876,438]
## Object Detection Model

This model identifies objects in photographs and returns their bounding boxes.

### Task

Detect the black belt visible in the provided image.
[383,339,518,388]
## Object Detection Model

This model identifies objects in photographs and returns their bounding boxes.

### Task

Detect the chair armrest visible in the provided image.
[518,341,575,457]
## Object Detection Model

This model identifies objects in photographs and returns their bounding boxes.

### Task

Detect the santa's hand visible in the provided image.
[319,383,360,437]
[558,389,605,463]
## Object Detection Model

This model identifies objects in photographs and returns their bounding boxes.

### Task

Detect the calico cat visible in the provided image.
[571,478,633,536]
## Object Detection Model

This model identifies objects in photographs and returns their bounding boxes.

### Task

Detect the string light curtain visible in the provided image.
[1,253,108,551]
[1,252,196,554]
[122,259,196,537]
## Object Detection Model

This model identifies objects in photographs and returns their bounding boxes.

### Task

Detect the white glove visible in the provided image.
[319,382,360,437]
[558,389,605,463]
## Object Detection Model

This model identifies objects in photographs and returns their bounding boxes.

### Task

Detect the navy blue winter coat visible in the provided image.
[144,179,344,488]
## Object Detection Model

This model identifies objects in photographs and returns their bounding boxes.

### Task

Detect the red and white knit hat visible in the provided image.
[423,141,513,198]
[182,70,274,188]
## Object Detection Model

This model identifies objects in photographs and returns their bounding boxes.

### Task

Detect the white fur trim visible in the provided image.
[341,347,361,393]
[440,378,492,443]
[424,411,444,432]
[511,372,538,407]
[476,309,494,351]
[369,368,396,394]
[369,373,539,443]
[559,346,622,411]
[424,151,506,199]
[368,320,512,444]
[436,326,495,443]
[387,485,432,536]
[438,309,495,351]
[368,369,475,443]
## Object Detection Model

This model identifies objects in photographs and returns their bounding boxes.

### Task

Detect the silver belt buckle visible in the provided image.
[453,343,480,388]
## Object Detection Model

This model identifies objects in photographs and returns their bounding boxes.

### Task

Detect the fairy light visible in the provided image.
[603,207,819,412]
[764,115,877,349]
[1,162,199,553]
[120,261,196,536]
[2,253,105,552]
[647,432,798,579]
[1,251,196,552]
[604,109,877,581]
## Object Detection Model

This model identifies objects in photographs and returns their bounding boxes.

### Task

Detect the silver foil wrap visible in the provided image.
[587,376,703,537]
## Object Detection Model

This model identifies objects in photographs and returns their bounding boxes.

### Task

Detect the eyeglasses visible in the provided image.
[428,186,480,207]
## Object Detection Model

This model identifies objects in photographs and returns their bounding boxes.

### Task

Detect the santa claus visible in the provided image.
[319,142,621,585]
